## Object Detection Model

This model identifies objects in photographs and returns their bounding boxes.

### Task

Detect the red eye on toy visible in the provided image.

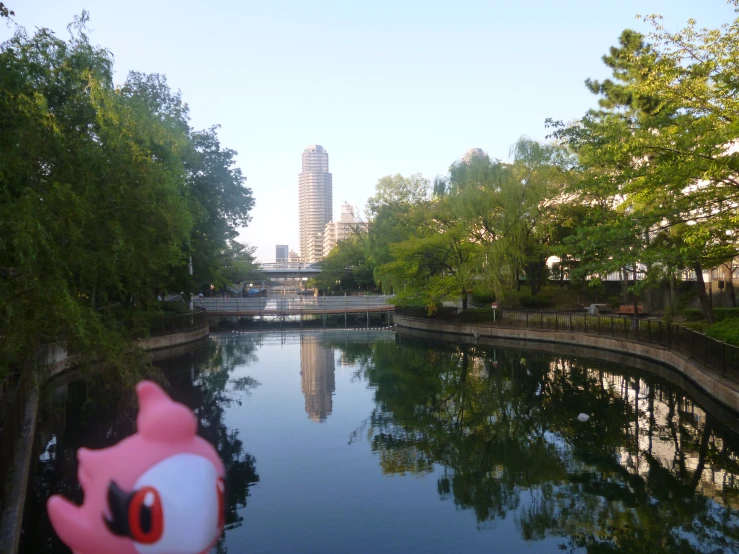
[217,477,226,529]
[128,486,164,544]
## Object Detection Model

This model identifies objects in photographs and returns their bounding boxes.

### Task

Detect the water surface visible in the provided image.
[20,330,739,553]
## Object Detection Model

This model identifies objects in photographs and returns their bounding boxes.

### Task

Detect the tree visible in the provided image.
[0,3,13,19]
[550,11,739,320]
[366,174,430,291]
[0,15,255,379]
[379,198,483,310]
[311,233,374,292]
[445,138,570,298]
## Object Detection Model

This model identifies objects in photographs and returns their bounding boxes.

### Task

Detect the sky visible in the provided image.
[2,1,737,263]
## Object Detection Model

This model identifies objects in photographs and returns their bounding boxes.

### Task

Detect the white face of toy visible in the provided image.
[125,453,225,554]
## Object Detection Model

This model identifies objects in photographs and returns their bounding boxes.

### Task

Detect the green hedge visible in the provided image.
[714,308,739,321]
[684,308,705,321]
[705,318,739,347]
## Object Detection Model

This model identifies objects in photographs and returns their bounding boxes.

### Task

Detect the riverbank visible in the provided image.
[394,315,739,415]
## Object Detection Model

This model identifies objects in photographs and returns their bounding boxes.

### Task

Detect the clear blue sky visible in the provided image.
[3,1,736,262]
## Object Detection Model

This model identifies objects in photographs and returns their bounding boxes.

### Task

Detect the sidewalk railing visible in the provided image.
[145,309,208,338]
[395,306,739,378]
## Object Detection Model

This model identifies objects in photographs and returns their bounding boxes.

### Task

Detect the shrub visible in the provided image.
[705,318,739,347]
[161,300,189,315]
[519,294,554,309]
[714,308,739,322]
[683,308,704,321]
[458,309,497,323]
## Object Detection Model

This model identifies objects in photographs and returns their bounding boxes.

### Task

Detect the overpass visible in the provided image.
[258,262,321,280]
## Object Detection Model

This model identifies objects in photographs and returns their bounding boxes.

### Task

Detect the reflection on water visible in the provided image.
[19,337,261,554]
[300,337,335,422]
[353,337,739,552]
[19,331,739,553]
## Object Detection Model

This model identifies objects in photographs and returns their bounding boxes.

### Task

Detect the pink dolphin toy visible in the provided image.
[47,381,226,554]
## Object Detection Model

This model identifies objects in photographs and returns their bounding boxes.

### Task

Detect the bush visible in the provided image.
[458,309,497,323]
[161,300,189,315]
[714,308,739,322]
[705,318,739,347]
[684,308,704,321]
[520,294,554,309]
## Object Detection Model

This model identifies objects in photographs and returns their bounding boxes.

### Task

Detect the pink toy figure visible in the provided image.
[47,381,226,554]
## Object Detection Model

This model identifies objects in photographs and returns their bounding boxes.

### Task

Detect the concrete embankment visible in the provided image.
[394,315,739,416]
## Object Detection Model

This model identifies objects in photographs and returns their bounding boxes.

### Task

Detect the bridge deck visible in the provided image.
[198,296,395,316]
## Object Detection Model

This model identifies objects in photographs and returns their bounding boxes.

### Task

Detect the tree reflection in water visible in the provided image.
[343,337,739,553]
[20,336,260,554]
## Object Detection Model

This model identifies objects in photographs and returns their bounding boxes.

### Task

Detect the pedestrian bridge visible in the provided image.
[196,295,395,316]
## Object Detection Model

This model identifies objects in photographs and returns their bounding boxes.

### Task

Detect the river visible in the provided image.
[19,330,739,553]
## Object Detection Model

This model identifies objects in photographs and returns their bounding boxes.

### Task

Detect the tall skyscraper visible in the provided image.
[275,244,289,264]
[298,145,333,264]
[462,148,488,164]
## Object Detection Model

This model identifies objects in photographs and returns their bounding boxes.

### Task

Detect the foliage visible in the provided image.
[342,338,739,551]
[705,318,739,347]
[0,16,254,379]
[684,308,705,321]
[549,7,739,320]
[311,233,374,292]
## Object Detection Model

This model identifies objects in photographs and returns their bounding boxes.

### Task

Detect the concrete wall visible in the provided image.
[394,315,739,413]
[136,325,209,352]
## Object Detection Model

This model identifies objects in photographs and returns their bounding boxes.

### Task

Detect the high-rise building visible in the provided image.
[462,148,488,164]
[275,244,289,264]
[323,203,369,258]
[298,145,333,265]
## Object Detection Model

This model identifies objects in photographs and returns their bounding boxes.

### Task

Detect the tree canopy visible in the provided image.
[0,14,255,378]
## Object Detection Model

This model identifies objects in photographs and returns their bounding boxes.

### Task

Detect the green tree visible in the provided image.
[0,15,255,378]
[365,174,430,292]
[311,232,374,292]
[445,138,570,298]
[379,198,483,310]
[550,11,739,321]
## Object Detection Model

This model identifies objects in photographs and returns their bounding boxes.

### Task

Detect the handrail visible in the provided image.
[144,308,208,338]
[394,306,739,378]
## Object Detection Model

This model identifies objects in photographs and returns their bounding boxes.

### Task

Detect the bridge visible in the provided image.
[196,295,395,317]
[258,262,321,280]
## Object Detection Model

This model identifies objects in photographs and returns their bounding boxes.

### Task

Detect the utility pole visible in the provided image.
[188,254,194,312]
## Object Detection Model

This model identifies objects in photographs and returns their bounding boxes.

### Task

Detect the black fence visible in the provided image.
[0,371,29,511]
[146,308,209,338]
[395,306,739,378]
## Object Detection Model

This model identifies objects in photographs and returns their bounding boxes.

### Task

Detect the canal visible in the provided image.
[19,330,739,553]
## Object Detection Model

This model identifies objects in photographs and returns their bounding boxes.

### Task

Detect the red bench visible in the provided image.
[615,304,644,315]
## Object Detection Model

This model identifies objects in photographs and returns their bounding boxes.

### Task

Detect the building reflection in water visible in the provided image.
[300,334,336,422]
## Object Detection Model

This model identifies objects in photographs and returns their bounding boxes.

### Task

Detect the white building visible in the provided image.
[322,203,368,258]
[298,145,333,264]
[461,148,488,164]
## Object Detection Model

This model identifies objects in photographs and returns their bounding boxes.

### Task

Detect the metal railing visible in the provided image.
[197,295,395,313]
[145,309,209,338]
[395,306,739,378]
[0,371,29,510]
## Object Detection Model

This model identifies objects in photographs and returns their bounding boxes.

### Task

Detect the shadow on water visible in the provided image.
[342,335,739,553]
[19,337,261,554]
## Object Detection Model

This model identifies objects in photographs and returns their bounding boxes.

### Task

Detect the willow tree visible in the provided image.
[378,197,483,310]
[444,138,570,298]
